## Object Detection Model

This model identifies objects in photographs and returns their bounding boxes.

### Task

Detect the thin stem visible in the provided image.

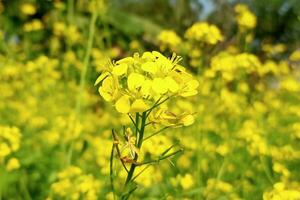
[110,143,115,200]
[216,158,226,181]
[132,165,151,181]
[75,10,98,115]
[128,114,140,134]
[67,9,98,166]
[134,113,140,139]
[67,0,74,25]
[260,156,274,184]
[137,112,147,148]
[122,186,138,200]
[136,148,183,166]
[20,171,32,200]
[112,129,129,173]
[122,112,147,197]
[143,126,170,141]
[145,96,171,118]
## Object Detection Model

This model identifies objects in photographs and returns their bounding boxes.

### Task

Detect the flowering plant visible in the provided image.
[95,51,198,198]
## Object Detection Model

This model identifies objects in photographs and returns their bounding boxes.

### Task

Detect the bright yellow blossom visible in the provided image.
[235,4,257,30]
[21,3,36,15]
[185,22,223,45]
[95,51,198,115]
[157,30,182,52]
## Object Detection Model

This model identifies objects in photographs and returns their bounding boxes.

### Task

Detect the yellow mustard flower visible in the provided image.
[157,30,182,52]
[95,51,199,115]
[185,22,223,45]
[21,3,36,15]
[235,4,257,30]
[6,157,20,171]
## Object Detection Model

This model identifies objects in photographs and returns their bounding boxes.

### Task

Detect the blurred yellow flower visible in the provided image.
[157,30,182,52]
[23,19,44,32]
[235,4,257,30]
[6,157,20,171]
[180,174,195,190]
[21,3,36,15]
[185,22,223,45]
[289,50,300,62]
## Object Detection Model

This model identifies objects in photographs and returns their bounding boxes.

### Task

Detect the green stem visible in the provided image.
[136,148,183,166]
[143,126,170,141]
[216,158,226,181]
[122,112,147,198]
[75,10,98,116]
[137,112,147,148]
[67,8,98,166]
[260,156,274,184]
[134,113,140,138]
[20,173,32,200]
[110,143,115,200]
[67,0,74,25]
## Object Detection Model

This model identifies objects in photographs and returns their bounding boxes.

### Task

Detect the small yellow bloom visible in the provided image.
[6,157,20,171]
[180,174,194,190]
[185,22,223,45]
[235,4,257,30]
[21,3,36,15]
[157,30,182,51]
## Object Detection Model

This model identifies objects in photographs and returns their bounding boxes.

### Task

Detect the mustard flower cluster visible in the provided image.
[206,52,261,81]
[263,182,300,200]
[23,19,44,32]
[157,30,182,52]
[184,22,223,45]
[50,166,101,200]
[0,125,21,161]
[205,51,291,82]
[203,179,241,200]
[95,51,199,114]
[235,4,257,30]
[0,125,21,171]
[171,173,195,190]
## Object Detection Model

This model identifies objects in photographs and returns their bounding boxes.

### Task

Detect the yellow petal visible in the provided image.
[127,73,145,91]
[141,80,152,97]
[116,57,134,65]
[165,77,179,92]
[152,51,165,59]
[115,95,131,114]
[130,99,149,113]
[180,90,198,97]
[142,52,156,60]
[152,78,168,94]
[94,72,109,85]
[141,62,157,74]
[112,63,128,76]
[99,87,112,101]
[180,114,195,126]
[187,80,199,90]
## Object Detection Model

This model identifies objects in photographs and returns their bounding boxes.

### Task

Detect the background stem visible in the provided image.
[66,9,98,166]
